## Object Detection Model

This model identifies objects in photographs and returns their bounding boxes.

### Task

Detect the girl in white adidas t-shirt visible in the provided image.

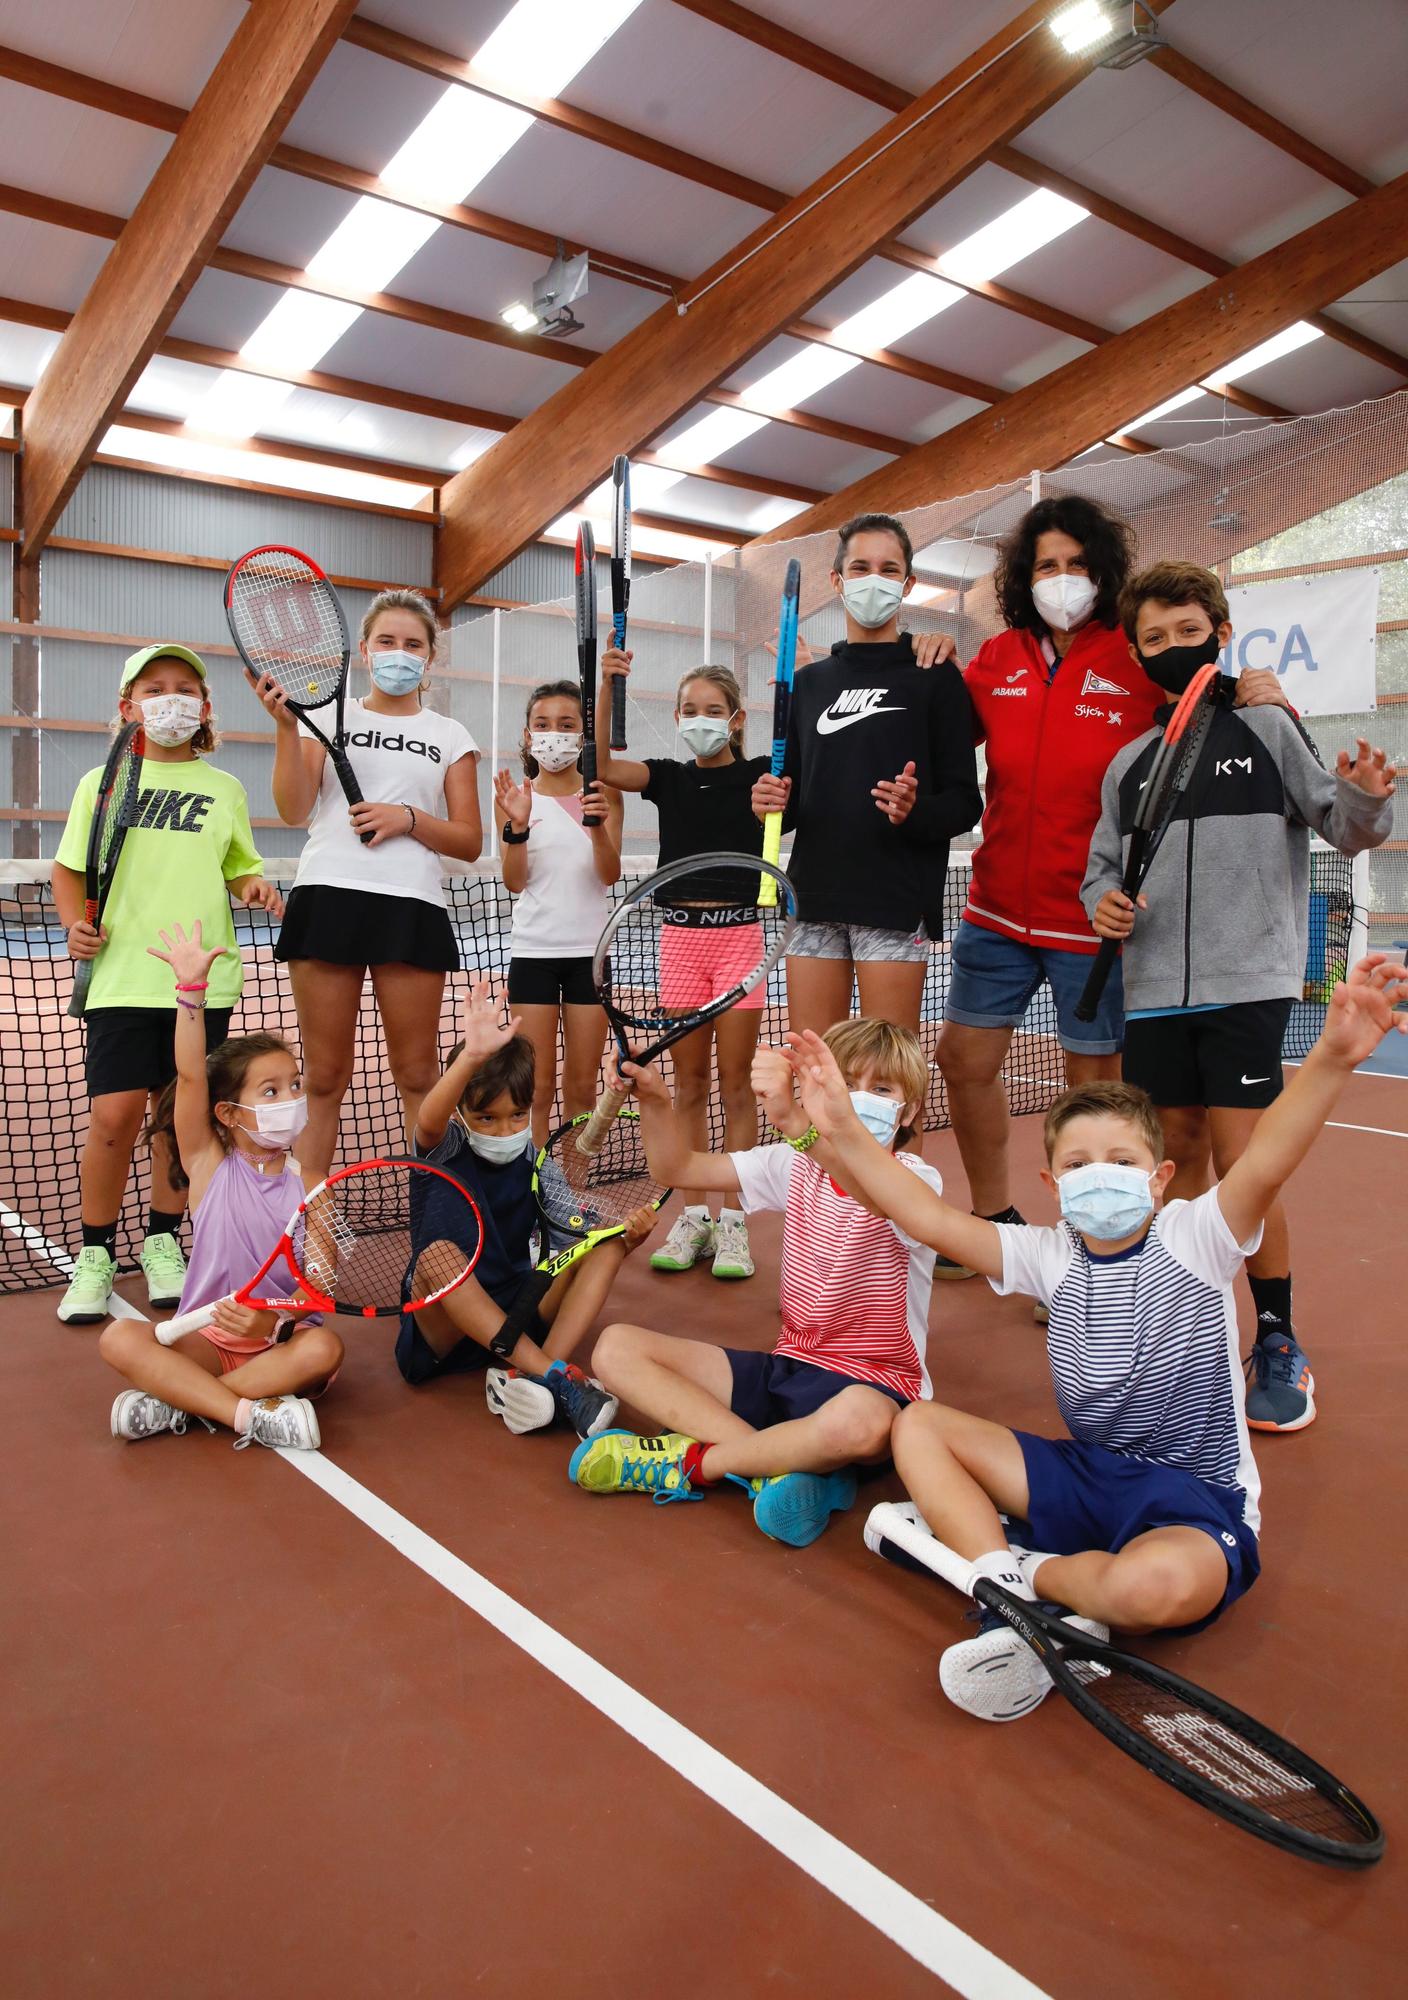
[493,679,622,1143]
[259,589,482,1184]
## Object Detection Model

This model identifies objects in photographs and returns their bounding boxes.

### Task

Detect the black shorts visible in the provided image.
[725,1349,909,1426]
[507,955,599,1007]
[84,1005,234,1099]
[274,884,458,972]
[1121,999,1292,1110]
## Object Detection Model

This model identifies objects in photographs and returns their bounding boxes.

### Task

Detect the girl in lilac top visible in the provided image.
[98,920,344,1452]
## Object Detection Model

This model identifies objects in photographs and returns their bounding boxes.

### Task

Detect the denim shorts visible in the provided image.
[943,919,1123,1056]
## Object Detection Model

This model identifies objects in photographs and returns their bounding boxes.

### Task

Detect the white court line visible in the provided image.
[1325,1120,1408,1139]
[280,1447,1048,2000]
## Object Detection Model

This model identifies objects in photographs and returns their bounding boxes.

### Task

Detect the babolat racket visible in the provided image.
[576,851,797,1155]
[492,1109,669,1352]
[758,558,800,910]
[1076,659,1223,1021]
[69,720,146,1019]
[154,1158,482,1342]
[575,519,603,827]
[224,544,370,843]
[865,1502,1383,1869]
[609,455,632,751]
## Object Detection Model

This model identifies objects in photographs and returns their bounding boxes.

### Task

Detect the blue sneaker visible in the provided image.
[940,1601,1109,1722]
[1244,1328,1316,1432]
[749,1470,858,1547]
[545,1360,619,1439]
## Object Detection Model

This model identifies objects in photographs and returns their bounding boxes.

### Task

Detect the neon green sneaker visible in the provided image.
[139,1231,187,1308]
[56,1246,116,1324]
[650,1207,715,1272]
[568,1430,703,1505]
[710,1210,754,1280]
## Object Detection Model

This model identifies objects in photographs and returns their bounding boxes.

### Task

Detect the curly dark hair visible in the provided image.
[992,495,1136,635]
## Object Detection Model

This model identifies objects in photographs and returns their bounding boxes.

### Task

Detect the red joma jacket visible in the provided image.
[963,623,1163,955]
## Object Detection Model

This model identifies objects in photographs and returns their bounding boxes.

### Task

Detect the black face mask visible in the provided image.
[1136,628,1222,696]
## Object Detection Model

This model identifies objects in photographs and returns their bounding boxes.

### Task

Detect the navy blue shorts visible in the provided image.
[395,1293,548,1386]
[725,1349,908,1428]
[1014,1432,1260,1630]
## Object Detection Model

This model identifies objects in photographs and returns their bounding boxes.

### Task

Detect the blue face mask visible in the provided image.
[850,1088,901,1147]
[370,649,425,696]
[1058,1162,1154,1242]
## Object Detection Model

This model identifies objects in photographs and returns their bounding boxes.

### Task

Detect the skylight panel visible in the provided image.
[475,0,645,102]
[379,90,532,206]
[307,198,441,294]
[658,406,770,469]
[938,189,1088,288]
[1206,322,1322,386]
[745,346,857,414]
[831,272,964,352]
[100,424,430,509]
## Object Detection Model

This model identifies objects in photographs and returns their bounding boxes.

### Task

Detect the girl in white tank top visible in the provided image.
[493,681,623,1142]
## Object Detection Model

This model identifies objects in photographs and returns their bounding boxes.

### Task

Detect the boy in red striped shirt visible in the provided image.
[568,1019,941,1546]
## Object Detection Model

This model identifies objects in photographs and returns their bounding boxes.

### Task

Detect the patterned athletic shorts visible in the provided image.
[788,919,930,965]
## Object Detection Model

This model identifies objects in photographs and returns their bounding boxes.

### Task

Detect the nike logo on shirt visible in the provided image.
[816,688,904,734]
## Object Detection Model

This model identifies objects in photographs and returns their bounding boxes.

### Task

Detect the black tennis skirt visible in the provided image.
[274,884,459,972]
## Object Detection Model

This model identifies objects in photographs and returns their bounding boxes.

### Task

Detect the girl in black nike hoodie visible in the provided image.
[751,513,982,1037]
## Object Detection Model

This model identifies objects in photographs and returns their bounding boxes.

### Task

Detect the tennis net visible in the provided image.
[0,847,1364,1292]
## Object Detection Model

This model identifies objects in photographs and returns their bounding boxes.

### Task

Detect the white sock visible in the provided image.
[718,1207,745,1225]
[1010,1548,1060,1597]
[682,1203,710,1221]
[965,1547,1036,1602]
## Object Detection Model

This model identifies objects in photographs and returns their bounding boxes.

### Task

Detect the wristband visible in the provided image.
[401,801,417,835]
[175,982,209,991]
[785,1124,820,1152]
[502,822,531,845]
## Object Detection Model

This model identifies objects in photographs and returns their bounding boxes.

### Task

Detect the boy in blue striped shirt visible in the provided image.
[784,954,1406,1723]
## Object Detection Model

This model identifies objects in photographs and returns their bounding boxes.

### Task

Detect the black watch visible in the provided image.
[502,822,531,845]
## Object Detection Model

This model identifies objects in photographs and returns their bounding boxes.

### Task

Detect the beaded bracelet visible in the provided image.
[785,1124,820,1152]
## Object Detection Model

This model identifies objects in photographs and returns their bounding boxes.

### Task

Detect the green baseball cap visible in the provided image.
[121,643,210,691]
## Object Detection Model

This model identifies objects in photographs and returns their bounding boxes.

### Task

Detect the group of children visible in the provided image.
[57,517,1402,1723]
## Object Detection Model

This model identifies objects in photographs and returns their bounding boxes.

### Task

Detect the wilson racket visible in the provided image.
[68,720,145,1020]
[154,1158,482,1342]
[865,1502,1383,1869]
[576,851,797,1155]
[1076,660,1223,1022]
[224,544,370,842]
[492,1109,669,1353]
[609,455,632,751]
[575,519,603,827]
[758,558,800,910]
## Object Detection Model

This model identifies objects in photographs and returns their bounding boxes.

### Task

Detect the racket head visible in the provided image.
[610,455,632,610]
[771,557,801,773]
[285,1157,483,1320]
[70,722,146,1020]
[575,519,598,718]
[974,1581,1384,1869]
[224,544,351,711]
[1133,660,1222,835]
[535,1108,670,1249]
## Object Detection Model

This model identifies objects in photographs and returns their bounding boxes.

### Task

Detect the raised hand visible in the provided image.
[1317,954,1408,1069]
[601,645,633,682]
[750,1045,796,1127]
[1336,738,1396,799]
[872,759,918,825]
[493,767,533,832]
[458,976,520,1066]
[619,1057,670,1106]
[146,919,227,989]
[250,671,299,729]
[781,1029,854,1137]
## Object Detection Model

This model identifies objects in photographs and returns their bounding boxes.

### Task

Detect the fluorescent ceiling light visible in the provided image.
[659,405,770,469]
[100,424,430,509]
[380,88,532,206]
[476,0,645,101]
[832,271,964,352]
[745,345,857,414]
[307,197,440,293]
[747,497,806,535]
[195,371,297,442]
[243,292,363,374]
[1206,321,1322,387]
[1123,385,1205,429]
[938,188,1088,287]
[1049,2,1114,55]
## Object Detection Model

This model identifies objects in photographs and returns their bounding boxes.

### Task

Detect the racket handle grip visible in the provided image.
[609,669,627,752]
[580,742,603,828]
[155,1292,234,1344]
[757,814,783,908]
[67,959,93,1020]
[1075,938,1120,1023]
[576,1081,628,1156]
[331,749,373,845]
[863,1502,972,1593]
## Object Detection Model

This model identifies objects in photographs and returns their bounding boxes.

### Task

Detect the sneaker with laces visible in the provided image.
[56,1245,117,1324]
[711,1210,754,1281]
[1244,1329,1316,1432]
[234,1395,321,1451]
[940,1600,1109,1722]
[568,1430,702,1504]
[650,1207,715,1273]
[544,1360,619,1438]
[486,1365,556,1434]
[747,1469,857,1547]
[139,1231,187,1308]
[111,1389,189,1440]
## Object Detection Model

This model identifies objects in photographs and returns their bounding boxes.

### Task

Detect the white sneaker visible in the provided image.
[650,1206,715,1273]
[235,1395,321,1451]
[939,1603,1108,1722]
[485,1366,556,1434]
[111,1389,188,1440]
[57,1245,116,1324]
[711,1209,754,1280]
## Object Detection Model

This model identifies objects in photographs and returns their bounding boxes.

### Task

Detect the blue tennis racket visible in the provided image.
[757,557,800,909]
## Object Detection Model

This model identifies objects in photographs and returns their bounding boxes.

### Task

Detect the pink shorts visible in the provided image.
[659,919,766,1013]
[194,1319,339,1395]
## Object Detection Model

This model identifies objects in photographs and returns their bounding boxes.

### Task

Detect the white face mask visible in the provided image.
[464,1123,532,1166]
[231,1096,309,1152]
[842,574,906,629]
[849,1088,901,1147]
[138,693,204,747]
[529,731,581,773]
[677,715,732,759]
[1031,574,1097,633]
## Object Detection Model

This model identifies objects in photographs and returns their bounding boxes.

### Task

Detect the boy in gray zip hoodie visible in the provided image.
[1082,560,1394,1434]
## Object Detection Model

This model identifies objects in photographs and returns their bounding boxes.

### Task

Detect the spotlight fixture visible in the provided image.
[1049,1,1164,67]
[500,243,589,340]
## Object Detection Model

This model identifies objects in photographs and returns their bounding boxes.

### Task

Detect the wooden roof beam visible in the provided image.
[17,0,358,555]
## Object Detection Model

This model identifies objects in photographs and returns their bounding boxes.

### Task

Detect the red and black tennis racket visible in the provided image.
[1076,660,1223,1022]
[224,544,371,842]
[608,456,632,750]
[154,1158,482,1342]
[575,519,603,827]
[68,720,146,1020]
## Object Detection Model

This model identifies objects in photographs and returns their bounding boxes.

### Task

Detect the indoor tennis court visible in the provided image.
[4,0,1407,1994]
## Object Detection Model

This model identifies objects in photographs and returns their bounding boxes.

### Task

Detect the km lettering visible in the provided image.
[132,788,214,834]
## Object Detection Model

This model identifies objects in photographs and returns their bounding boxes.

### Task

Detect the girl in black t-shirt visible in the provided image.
[597,653,767,1282]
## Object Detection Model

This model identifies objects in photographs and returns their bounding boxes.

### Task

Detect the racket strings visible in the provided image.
[229,555,346,702]
[601,863,782,1033]
[538,1118,666,1236]
[295,1166,475,1312]
[97,742,144,871]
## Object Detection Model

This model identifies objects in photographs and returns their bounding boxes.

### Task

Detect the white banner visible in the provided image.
[1220,568,1380,717]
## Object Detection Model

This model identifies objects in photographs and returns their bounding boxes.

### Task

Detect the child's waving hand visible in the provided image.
[1319,954,1408,1068]
[782,1030,856,1138]
[146,919,227,988]
[458,976,521,1066]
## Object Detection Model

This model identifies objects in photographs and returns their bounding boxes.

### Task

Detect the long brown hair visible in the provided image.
[676,664,745,755]
[144,1032,296,1190]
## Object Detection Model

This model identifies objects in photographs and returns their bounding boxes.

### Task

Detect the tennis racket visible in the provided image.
[575,850,798,1155]
[865,1501,1383,1869]
[1076,660,1223,1022]
[576,519,603,828]
[609,455,632,750]
[757,558,800,910]
[68,720,146,1020]
[492,1108,670,1353]
[224,544,371,843]
[154,1158,482,1343]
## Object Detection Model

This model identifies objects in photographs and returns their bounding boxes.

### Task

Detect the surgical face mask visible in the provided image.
[850,1088,901,1147]
[529,731,581,773]
[232,1095,309,1152]
[1136,629,1222,697]
[369,650,425,696]
[842,574,906,629]
[464,1122,531,1166]
[1032,573,1097,633]
[677,714,732,759]
[1058,1162,1154,1242]
[138,693,204,747]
